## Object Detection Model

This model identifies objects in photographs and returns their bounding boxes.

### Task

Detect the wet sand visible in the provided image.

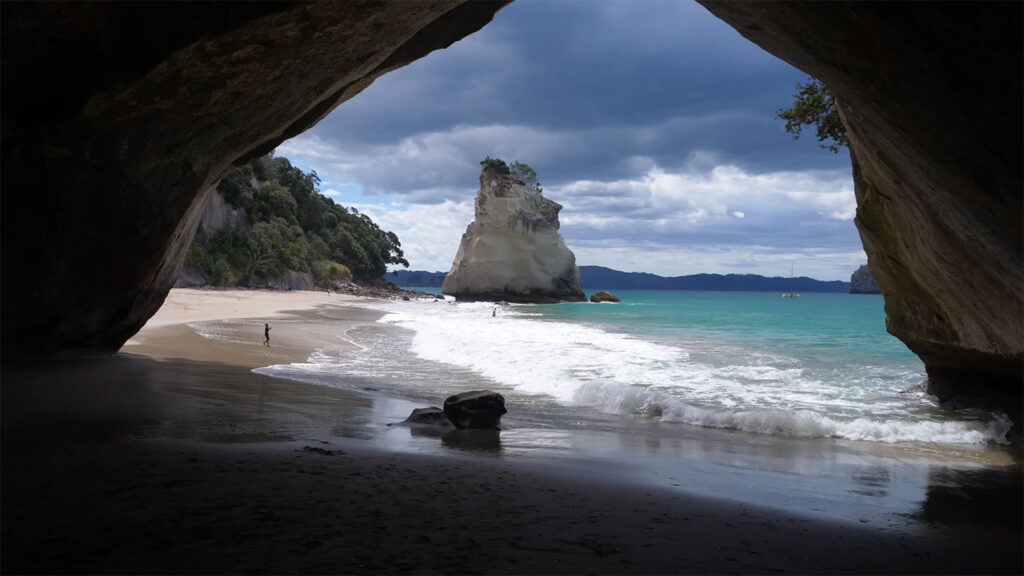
[2,288,1022,574]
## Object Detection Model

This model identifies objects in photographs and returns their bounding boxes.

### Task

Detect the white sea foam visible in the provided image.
[265,298,1011,445]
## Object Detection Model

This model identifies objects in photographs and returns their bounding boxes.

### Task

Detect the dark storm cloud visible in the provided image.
[305,0,847,191]
[278,0,864,279]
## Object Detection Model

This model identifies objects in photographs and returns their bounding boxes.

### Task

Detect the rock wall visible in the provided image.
[199,191,250,239]
[442,166,586,303]
[698,1,1022,421]
[1,1,509,357]
[849,265,879,295]
[3,1,1020,422]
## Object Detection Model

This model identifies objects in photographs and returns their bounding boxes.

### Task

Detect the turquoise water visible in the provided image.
[244,288,1018,528]
[258,289,1011,446]
[538,289,915,364]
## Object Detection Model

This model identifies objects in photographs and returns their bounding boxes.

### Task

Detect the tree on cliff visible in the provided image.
[190,154,407,286]
[776,77,848,153]
[510,161,541,191]
[480,156,510,174]
[480,156,541,191]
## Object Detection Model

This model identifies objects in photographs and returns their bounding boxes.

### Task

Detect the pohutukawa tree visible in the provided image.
[776,77,849,153]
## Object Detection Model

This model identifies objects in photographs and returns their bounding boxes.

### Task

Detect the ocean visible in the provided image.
[257,289,1010,446]
[250,289,1019,526]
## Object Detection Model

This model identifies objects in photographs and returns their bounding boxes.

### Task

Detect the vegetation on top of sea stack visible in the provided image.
[776,76,849,153]
[480,156,542,191]
[188,153,408,286]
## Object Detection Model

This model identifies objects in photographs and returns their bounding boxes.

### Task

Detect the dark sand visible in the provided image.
[3,290,1022,574]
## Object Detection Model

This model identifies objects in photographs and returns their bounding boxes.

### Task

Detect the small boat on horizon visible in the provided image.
[782,264,800,298]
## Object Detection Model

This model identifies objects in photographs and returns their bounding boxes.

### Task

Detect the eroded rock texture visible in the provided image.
[1,0,509,356]
[700,1,1022,420]
[442,166,586,303]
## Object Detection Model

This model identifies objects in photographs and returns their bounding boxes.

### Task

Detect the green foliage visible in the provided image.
[216,166,253,207]
[480,156,510,174]
[249,218,309,278]
[209,255,234,286]
[184,244,204,268]
[776,77,849,153]
[308,235,330,262]
[481,156,542,191]
[204,229,250,286]
[265,183,299,225]
[510,161,541,190]
[194,153,409,285]
[313,260,352,284]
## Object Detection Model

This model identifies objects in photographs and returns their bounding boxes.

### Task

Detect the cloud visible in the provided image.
[305,0,848,179]
[278,107,852,203]
[571,242,866,282]
[273,0,868,281]
[301,152,862,279]
[343,200,474,274]
[553,162,856,248]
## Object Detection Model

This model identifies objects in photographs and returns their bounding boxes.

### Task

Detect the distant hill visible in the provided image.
[388,269,447,287]
[577,266,849,292]
[387,266,850,292]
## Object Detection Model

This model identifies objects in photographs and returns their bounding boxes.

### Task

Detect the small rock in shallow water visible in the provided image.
[589,291,620,303]
[390,406,454,428]
[299,446,346,456]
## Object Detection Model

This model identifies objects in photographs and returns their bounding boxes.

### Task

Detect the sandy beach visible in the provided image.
[2,288,1021,574]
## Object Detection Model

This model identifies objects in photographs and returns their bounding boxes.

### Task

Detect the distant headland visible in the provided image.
[389,265,851,293]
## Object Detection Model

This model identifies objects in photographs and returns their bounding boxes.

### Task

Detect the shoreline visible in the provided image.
[3,288,1022,574]
[125,288,381,369]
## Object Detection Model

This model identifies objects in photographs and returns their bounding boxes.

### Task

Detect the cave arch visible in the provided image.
[1,1,1020,422]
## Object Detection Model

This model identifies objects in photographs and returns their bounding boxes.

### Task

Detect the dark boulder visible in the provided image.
[590,291,620,303]
[443,390,507,429]
[391,406,454,428]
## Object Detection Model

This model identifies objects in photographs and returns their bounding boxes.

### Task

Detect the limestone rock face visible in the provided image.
[849,265,880,295]
[699,2,1022,423]
[442,167,586,303]
[199,192,250,238]
[1,1,509,357]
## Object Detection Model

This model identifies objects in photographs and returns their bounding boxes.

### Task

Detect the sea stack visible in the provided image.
[443,159,586,303]
[849,264,881,294]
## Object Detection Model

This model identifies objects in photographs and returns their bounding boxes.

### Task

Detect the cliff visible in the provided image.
[1,1,509,357]
[199,190,250,239]
[1,2,1020,423]
[699,1,1022,425]
[849,265,880,295]
[442,165,586,303]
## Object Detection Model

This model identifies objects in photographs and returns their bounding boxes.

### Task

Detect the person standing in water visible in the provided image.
[264,322,271,347]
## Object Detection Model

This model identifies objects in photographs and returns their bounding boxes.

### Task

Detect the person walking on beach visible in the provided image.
[264,322,271,347]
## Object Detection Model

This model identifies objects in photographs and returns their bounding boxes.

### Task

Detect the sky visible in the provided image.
[276,0,863,281]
